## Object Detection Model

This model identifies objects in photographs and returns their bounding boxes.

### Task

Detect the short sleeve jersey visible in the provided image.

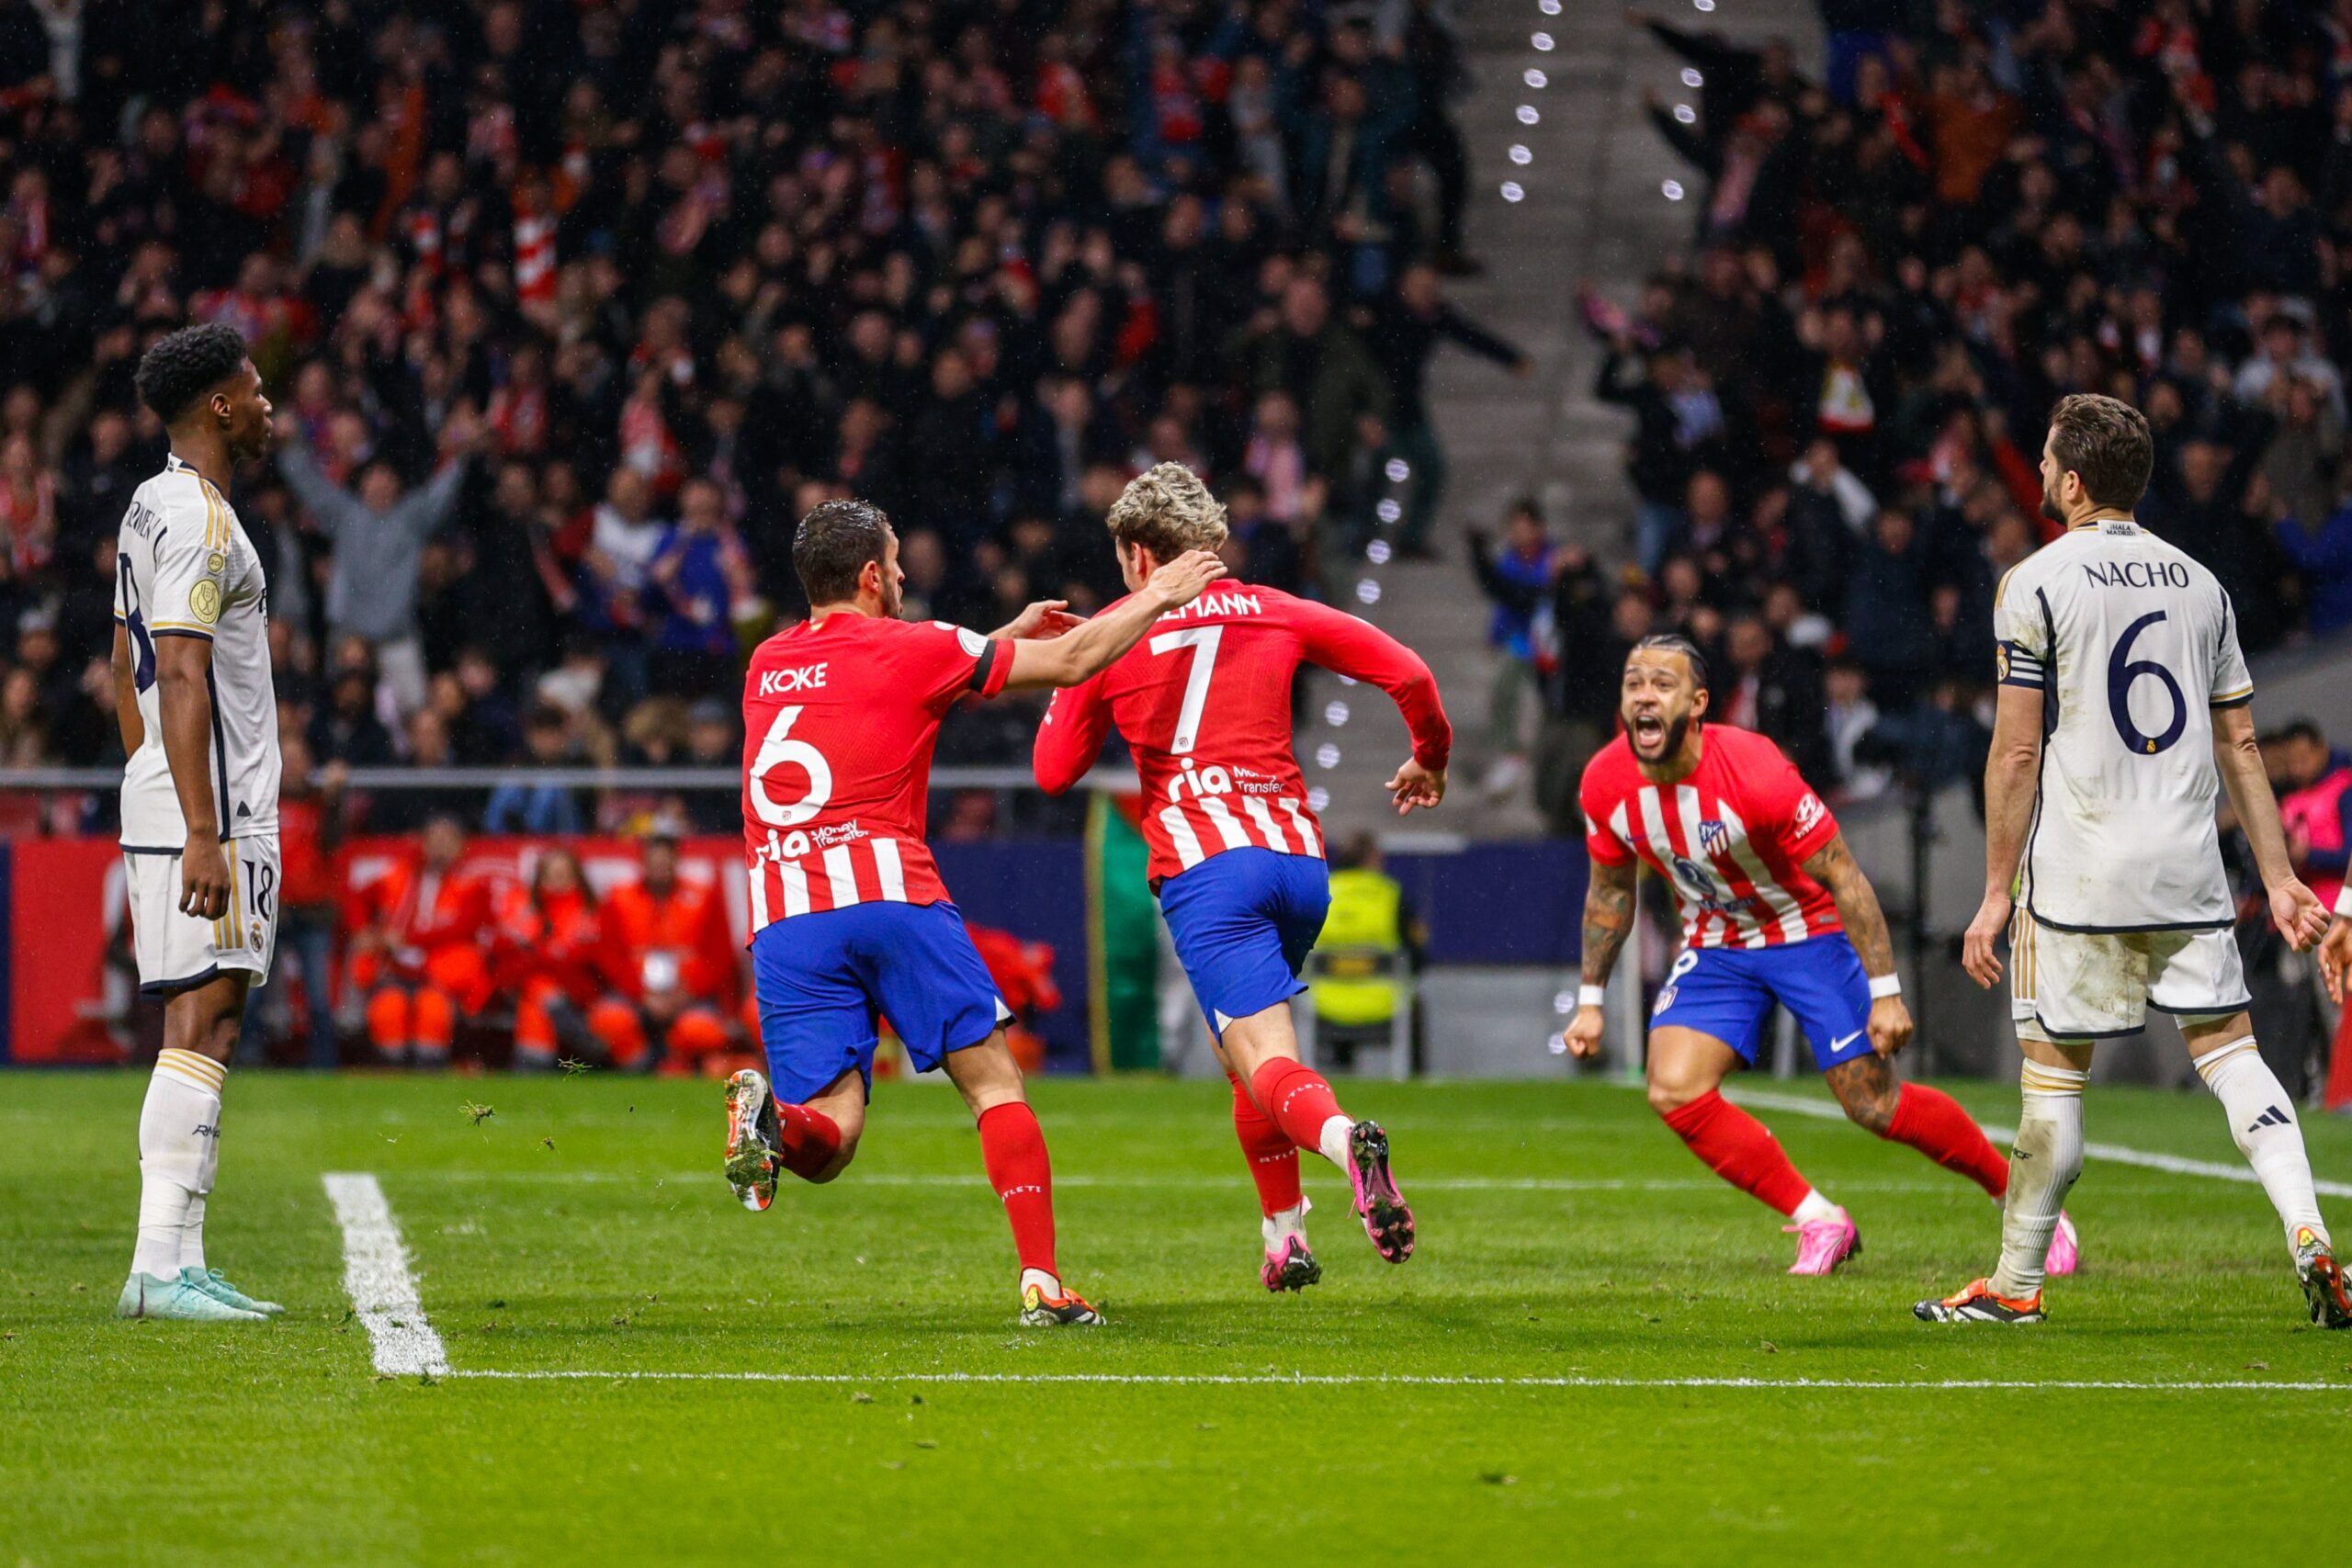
[115,454,281,847]
[1578,725,1842,950]
[740,612,1009,934]
[1993,518,2250,931]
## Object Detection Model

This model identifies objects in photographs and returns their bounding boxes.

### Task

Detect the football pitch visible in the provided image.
[5,1072,2350,1565]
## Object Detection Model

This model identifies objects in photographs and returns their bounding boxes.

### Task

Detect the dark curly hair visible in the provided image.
[793,498,891,605]
[133,323,251,423]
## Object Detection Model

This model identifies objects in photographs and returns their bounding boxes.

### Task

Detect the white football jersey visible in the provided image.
[114,454,281,848]
[1993,517,2251,931]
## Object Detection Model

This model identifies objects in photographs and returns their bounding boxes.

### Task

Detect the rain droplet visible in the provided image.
[1674,103,1696,124]
[1662,179,1685,200]
[1516,104,1540,125]
[1531,31,1554,51]
[1375,499,1403,524]
[1355,579,1383,605]
[1385,457,1411,483]
[1509,144,1532,165]
[1524,68,1547,89]
[1500,181,1525,203]
[1307,787,1331,811]
[1315,744,1341,770]
[1682,67,1703,87]
[1366,539,1393,564]
[1324,701,1351,727]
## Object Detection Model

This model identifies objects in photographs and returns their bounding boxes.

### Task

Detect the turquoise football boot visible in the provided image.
[116,1271,268,1323]
[187,1267,284,1316]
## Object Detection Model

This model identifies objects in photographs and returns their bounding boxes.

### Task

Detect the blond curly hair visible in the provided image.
[1105,461,1229,561]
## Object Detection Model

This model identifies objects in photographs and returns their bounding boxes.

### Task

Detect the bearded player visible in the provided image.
[113,323,287,1322]
[1565,636,2078,1276]
[1034,463,1451,1292]
[722,498,1225,1326]
[1925,393,2347,1327]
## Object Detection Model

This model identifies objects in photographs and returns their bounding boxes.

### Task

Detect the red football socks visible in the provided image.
[774,1100,842,1181]
[977,1102,1058,1277]
[1883,1083,2011,1197]
[1659,1089,1814,1216]
[1229,1073,1303,1218]
[1249,1057,1348,1154]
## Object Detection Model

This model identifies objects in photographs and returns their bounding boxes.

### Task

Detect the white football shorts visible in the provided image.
[2009,911,2247,1042]
[125,833,278,996]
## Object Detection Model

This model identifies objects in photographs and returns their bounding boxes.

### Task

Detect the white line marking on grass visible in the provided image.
[439,1370,2347,1393]
[322,1172,449,1378]
[393,1170,1960,1194]
[1723,1088,2352,1199]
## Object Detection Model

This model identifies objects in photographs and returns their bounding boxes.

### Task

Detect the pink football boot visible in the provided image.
[1783,1207,1861,1275]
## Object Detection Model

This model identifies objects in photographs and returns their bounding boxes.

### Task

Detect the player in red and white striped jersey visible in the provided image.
[723,498,1227,1327]
[1035,464,1452,1291]
[1565,637,2076,1278]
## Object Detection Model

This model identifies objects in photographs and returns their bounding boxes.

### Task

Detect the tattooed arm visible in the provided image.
[1563,855,1638,1060]
[1799,831,1913,1057]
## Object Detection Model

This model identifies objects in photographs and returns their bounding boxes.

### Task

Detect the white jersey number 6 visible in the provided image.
[749,704,833,827]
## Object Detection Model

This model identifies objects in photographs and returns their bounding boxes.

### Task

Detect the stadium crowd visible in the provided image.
[0,0,1509,844]
[1481,0,2352,840]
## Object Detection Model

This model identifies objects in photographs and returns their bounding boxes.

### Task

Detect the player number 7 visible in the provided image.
[1148,625,1222,756]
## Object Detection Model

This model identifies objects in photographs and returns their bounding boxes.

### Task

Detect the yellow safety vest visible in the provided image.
[1311,868,1405,1027]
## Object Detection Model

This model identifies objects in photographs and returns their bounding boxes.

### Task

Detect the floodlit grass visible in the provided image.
[3,1072,2349,1565]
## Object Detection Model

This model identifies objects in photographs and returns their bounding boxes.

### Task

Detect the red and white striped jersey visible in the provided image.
[1579,725,1843,950]
[1034,583,1451,885]
[739,612,1010,936]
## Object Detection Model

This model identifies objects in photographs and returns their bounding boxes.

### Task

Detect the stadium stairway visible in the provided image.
[1307,0,1823,842]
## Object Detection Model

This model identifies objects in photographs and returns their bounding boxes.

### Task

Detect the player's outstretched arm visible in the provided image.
[1801,832,1913,1057]
[1288,598,1453,807]
[1000,550,1226,691]
[1964,683,2044,987]
[2213,702,2331,951]
[1564,856,1637,1060]
[152,633,232,921]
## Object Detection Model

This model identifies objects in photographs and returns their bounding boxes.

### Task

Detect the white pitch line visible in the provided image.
[322,1171,449,1378]
[440,1370,2348,1393]
[1723,1088,2352,1200]
[392,1170,1952,1194]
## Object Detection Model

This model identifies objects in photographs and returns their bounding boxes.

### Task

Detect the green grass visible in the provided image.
[4,1071,2350,1566]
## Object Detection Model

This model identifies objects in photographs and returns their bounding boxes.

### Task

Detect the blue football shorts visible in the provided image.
[751,900,1012,1103]
[1157,847,1332,1039]
[1649,932,1877,1072]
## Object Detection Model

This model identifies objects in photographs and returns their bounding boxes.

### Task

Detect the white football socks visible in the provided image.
[1791,1190,1839,1225]
[1262,1198,1311,1250]
[2196,1038,2329,1256]
[1990,1059,2086,1300]
[132,1048,223,1280]
[1316,1114,1352,1173]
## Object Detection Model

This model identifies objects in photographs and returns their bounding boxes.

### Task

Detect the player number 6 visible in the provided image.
[748,704,834,828]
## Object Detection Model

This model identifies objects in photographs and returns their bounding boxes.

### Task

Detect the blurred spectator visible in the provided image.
[596,829,741,1077]
[1467,499,1561,801]
[280,421,480,715]
[497,846,607,1073]
[482,705,584,835]
[352,816,496,1068]
[1363,262,1529,558]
